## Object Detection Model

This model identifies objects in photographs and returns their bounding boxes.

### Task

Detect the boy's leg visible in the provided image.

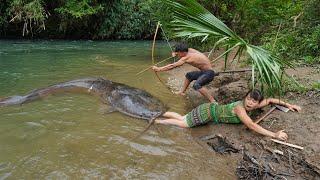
[175,78,190,96]
[155,118,188,128]
[193,71,216,103]
[162,112,184,120]
[198,87,216,103]
[176,71,202,95]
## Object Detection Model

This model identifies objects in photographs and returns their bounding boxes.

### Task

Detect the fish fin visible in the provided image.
[99,94,109,104]
[97,105,117,114]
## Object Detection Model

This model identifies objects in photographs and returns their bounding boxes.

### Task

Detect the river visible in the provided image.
[0,40,236,179]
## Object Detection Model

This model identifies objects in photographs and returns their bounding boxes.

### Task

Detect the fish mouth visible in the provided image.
[150,111,164,119]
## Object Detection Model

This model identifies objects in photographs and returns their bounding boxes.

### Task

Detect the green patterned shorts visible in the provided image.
[185,103,213,127]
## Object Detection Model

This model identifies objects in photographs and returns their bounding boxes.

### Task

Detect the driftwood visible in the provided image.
[237,148,320,179]
[199,134,319,179]
[200,134,239,154]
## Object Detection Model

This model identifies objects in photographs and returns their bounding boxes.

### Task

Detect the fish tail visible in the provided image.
[0,79,95,107]
[0,95,26,107]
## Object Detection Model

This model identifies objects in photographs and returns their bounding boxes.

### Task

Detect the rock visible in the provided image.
[210,73,241,88]
[216,80,248,104]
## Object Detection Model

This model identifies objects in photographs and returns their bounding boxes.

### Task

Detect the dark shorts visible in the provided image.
[185,70,215,90]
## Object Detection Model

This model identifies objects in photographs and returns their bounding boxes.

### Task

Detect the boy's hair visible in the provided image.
[174,43,188,52]
[245,89,264,102]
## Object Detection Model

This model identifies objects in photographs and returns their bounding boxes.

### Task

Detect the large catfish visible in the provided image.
[0,78,167,133]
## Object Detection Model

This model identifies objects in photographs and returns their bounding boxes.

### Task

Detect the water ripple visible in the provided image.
[109,135,168,156]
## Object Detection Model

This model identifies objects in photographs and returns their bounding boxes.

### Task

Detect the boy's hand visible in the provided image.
[274,130,288,141]
[288,104,301,112]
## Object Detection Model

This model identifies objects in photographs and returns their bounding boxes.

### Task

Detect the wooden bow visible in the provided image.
[151,21,173,93]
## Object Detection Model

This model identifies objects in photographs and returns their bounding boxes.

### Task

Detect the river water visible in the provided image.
[0,40,236,179]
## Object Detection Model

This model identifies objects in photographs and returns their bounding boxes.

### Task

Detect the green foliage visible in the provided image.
[55,0,103,18]
[1,0,319,54]
[9,0,48,36]
[51,0,103,38]
[0,0,10,33]
[281,76,308,93]
[281,76,320,93]
[312,82,320,90]
[96,0,155,39]
[233,0,300,43]
[162,0,292,96]
[262,0,320,64]
[0,0,159,39]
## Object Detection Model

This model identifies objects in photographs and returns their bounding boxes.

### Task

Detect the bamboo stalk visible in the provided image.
[271,139,304,150]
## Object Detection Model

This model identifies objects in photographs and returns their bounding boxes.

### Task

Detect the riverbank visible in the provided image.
[163,52,320,179]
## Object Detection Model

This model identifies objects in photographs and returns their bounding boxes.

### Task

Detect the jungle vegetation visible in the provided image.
[1,0,318,64]
[0,0,319,92]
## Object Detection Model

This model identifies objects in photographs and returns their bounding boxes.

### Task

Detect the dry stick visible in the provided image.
[292,12,303,28]
[271,139,304,150]
[254,106,277,124]
[245,106,277,130]
[272,22,282,50]
[136,56,173,75]
[273,149,284,155]
[216,69,252,75]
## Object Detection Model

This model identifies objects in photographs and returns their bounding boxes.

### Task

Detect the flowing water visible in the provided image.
[0,40,236,179]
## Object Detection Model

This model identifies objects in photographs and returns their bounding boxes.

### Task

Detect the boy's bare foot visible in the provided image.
[174,91,186,96]
[155,119,165,124]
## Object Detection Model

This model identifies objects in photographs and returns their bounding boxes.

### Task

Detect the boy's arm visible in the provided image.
[234,105,288,140]
[257,98,301,112]
[152,57,187,72]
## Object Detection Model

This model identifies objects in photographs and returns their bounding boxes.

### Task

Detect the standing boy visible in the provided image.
[152,43,217,103]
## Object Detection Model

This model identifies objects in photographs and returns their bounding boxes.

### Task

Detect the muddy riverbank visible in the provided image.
[163,55,320,179]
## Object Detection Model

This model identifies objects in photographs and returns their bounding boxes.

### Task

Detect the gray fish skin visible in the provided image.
[107,82,166,120]
[0,78,167,120]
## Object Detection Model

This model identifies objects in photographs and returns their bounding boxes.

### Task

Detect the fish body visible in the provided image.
[0,78,166,120]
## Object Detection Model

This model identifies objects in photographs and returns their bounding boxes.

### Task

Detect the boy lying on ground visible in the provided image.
[155,89,301,141]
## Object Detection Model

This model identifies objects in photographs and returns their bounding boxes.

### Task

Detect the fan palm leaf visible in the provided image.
[162,0,292,94]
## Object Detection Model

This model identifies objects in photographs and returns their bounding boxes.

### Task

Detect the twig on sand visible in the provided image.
[271,139,304,150]
[273,149,284,155]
